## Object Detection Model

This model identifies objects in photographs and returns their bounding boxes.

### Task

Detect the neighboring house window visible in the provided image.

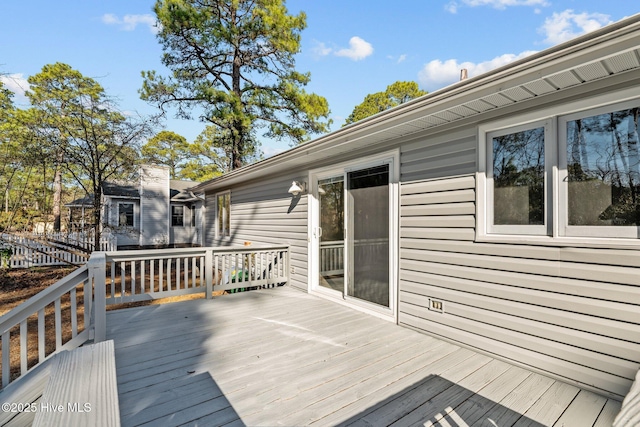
[171,205,184,227]
[191,206,196,228]
[479,98,640,242]
[118,203,134,227]
[217,192,231,238]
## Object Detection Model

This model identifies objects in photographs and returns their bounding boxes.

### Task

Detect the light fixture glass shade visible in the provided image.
[288,181,305,196]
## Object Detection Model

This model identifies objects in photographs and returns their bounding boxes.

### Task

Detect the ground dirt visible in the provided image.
[0,266,217,385]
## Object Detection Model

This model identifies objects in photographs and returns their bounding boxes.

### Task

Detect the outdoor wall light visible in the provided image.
[288,181,306,196]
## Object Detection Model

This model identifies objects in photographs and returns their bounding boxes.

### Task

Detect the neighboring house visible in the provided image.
[67,165,204,249]
[191,15,640,401]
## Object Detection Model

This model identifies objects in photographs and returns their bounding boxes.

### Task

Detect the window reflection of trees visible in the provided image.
[492,127,545,225]
[319,178,344,241]
[567,107,640,226]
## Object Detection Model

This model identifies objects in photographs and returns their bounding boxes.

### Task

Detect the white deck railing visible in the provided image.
[0,244,289,389]
[0,266,95,388]
[0,232,116,268]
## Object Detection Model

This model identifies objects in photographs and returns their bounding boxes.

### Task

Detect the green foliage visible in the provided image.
[141,0,331,170]
[141,130,191,178]
[26,63,152,247]
[344,81,427,126]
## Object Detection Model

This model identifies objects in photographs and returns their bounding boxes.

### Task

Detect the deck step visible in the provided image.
[32,340,120,427]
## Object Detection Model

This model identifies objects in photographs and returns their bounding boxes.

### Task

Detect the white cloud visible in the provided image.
[311,41,332,58]
[538,10,612,45]
[102,13,159,34]
[445,0,548,13]
[0,73,30,105]
[334,37,374,61]
[418,50,537,91]
[262,146,286,159]
[311,37,374,61]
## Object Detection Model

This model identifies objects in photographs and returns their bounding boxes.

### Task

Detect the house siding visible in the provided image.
[204,175,308,291]
[398,171,640,399]
[139,165,170,247]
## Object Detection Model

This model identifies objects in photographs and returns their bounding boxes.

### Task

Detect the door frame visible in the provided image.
[308,149,400,323]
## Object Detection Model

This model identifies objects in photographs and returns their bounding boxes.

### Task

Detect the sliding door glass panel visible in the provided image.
[318,176,344,292]
[346,165,389,307]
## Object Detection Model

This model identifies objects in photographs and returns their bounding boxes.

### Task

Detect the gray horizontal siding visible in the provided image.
[401,128,476,182]
[398,174,640,399]
[205,175,308,291]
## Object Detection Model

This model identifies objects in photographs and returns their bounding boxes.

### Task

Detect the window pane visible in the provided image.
[118,203,134,227]
[217,193,230,237]
[492,127,545,225]
[171,205,184,226]
[567,107,640,226]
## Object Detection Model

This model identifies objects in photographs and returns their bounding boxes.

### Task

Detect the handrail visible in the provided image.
[0,244,290,389]
[0,267,88,335]
[0,265,93,388]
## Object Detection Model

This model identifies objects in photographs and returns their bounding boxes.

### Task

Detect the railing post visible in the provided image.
[88,252,107,342]
[205,248,213,299]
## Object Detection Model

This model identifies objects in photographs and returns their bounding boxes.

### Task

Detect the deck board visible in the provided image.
[106,286,621,427]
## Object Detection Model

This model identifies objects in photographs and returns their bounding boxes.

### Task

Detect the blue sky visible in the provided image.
[1,1,638,158]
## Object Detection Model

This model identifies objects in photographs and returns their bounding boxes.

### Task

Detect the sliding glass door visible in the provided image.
[346,165,389,307]
[313,158,394,312]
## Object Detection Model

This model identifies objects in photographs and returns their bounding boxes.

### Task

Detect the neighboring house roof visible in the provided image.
[103,181,139,198]
[66,178,202,207]
[191,13,640,193]
[66,194,95,207]
[170,180,199,199]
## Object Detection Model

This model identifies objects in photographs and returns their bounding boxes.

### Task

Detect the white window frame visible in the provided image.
[477,87,640,248]
[308,149,400,323]
[558,98,640,239]
[117,202,135,227]
[484,119,554,237]
[171,205,185,227]
[215,191,231,239]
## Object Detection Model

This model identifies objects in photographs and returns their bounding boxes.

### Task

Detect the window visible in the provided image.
[118,203,134,227]
[559,102,640,238]
[479,98,640,243]
[171,205,184,227]
[485,120,552,236]
[191,206,196,228]
[217,192,230,238]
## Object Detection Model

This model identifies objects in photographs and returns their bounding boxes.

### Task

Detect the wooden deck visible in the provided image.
[107,286,621,427]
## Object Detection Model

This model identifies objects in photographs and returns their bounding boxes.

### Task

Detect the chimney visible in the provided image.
[460,68,468,81]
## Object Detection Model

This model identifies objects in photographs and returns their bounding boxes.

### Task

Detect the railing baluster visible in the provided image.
[159,259,164,292]
[38,309,45,362]
[131,260,136,299]
[54,299,62,350]
[120,261,126,302]
[110,261,116,300]
[83,278,91,338]
[184,258,189,289]
[192,257,197,289]
[20,320,27,375]
[2,331,9,387]
[167,258,172,291]
[150,260,155,295]
[70,287,77,338]
[141,260,146,294]
[176,257,181,290]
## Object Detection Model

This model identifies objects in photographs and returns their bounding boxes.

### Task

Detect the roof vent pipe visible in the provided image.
[460,68,468,81]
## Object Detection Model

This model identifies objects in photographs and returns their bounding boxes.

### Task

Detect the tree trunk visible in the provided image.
[52,166,62,232]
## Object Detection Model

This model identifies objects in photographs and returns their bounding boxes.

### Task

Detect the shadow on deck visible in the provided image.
[106,286,619,427]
